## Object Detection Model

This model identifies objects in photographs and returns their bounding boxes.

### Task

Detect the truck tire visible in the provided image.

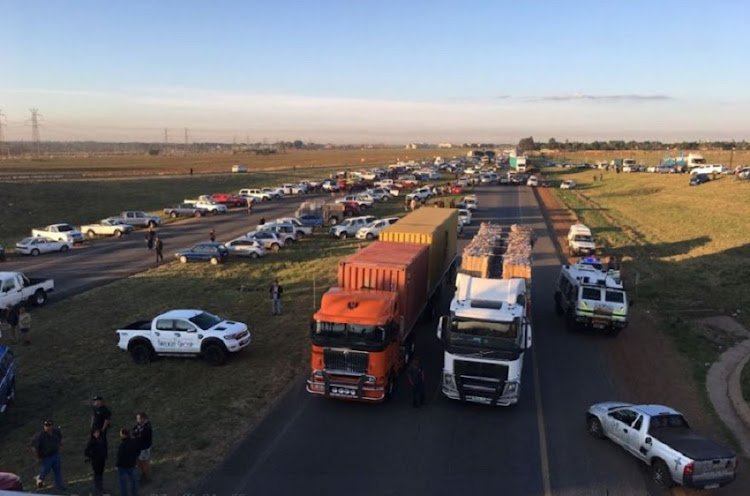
[210,257,220,265]
[203,343,227,366]
[114,229,123,237]
[339,232,348,240]
[385,372,396,400]
[651,459,674,489]
[250,252,259,259]
[170,212,178,218]
[270,243,280,252]
[87,229,97,238]
[130,342,154,365]
[60,245,69,252]
[587,415,604,438]
[31,248,40,256]
[403,336,415,366]
[366,233,375,240]
[32,289,47,306]
[194,211,203,217]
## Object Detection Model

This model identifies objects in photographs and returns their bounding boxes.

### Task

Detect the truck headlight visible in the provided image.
[443,372,457,391]
[504,381,519,395]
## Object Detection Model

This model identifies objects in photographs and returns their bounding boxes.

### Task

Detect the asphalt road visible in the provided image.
[197,185,666,496]
[1,195,325,300]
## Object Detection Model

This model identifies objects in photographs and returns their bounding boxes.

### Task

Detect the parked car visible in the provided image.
[329,216,376,239]
[586,402,736,489]
[275,217,313,236]
[0,471,22,491]
[366,188,391,201]
[238,189,272,202]
[31,224,84,244]
[16,237,72,256]
[225,237,267,258]
[211,193,247,208]
[355,217,399,240]
[80,218,134,238]
[164,203,209,218]
[246,231,285,252]
[183,200,227,214]
[231,164,247,173]
[689,174,710,186]
[321,180,340,192]
[0,346,17,415]
[560,180,577,190]
[296,213,325,228]
[405,186,432,202]
[117,211,161,228]
[281,183,306,195]
[175,242,229,265]
[457,209,472,226]
[258,222,301,243]
[262,187,284,199]
[116,309,251,365]
[527,175,539,187]
[335,195,374,210]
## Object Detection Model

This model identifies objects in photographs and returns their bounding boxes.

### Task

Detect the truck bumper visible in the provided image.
[574,315,628,333]
[306,370,385,402]
[683,472,735,489]
[442,387,519,406]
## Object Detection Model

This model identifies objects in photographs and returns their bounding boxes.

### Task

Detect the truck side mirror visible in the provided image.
[645,437,652,445]
[437,316,444,340]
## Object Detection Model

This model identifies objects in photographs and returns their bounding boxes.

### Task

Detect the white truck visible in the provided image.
[567,224,596,256]
[281,183,306,195]
[117,211,161,228]
[31,224,84,244]
[587,402,736,489]
[438,273,532,406]
[116,309,251,366]
[183,198,227,214]
[239,189,272,202]
[80,218,134,238]
[0,271,55,309]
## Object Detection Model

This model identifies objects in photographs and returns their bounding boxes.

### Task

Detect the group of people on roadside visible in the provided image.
[1,305,32,345]
[145,227,164,263]
[30,396,153,496]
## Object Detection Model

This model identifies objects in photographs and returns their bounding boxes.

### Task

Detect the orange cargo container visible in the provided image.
[337,242,429,335]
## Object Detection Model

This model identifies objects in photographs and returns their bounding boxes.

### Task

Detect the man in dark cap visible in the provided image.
[91,396,112,447]
[31,420,66,490]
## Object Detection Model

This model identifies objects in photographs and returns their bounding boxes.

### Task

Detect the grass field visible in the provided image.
[546,167,750,394]
[541,149,750,168]
[0,191,466,494]
[0,148,467,177]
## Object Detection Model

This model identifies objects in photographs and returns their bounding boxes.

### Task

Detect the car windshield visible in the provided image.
[574,235,593,242]
[446,318,520,351]
[312,321,387,347]
[57,225,74,232]
[188,312,223,330]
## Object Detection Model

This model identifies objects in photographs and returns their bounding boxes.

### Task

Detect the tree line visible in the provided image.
[517,137,750,153]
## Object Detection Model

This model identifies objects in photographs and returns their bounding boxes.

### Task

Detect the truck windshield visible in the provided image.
[312,321,387,348]
[447,318,520,352]
[189,312,222,330]
[574,235,593,242]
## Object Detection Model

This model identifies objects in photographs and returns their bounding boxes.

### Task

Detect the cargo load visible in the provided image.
[460,223,534,280]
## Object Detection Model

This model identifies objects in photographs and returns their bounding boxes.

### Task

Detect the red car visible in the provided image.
[450,185,464,194]
[211,193,247,208]
[340,201,361,216]
[0,472,22,491]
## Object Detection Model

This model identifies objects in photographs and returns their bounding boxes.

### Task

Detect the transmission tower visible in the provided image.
[30,108,41,156]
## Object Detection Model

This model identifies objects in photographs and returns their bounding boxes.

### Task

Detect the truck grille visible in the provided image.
[454,360,509,398]
[324,348,369,374]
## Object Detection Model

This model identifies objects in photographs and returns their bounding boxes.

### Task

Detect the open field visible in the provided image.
[545,167,750,414]
[0,191,466,494]
[540,149,750,168]
[0,148,467,177]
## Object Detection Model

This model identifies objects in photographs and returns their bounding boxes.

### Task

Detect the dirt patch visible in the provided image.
[535,186,750,495]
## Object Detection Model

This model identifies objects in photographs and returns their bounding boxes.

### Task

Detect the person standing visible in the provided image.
[132,413,152,484]
[410,198,417,212]
[259,217,266,226]
[84,428,108,495]
[407,357,426,408]
[6,305,20,343]
[154,237,164,263]
[270,279,283,316]
[31,420,66,491]
[145,227,155,251]
[209,229,216,242]
[18,307,31,345]
[91,396,112,447]
[116,428,140,496]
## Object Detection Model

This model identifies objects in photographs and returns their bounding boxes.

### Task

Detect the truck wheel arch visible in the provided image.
[32,289,48,306]
[202,340,228,366]
[650,458,674,488]
[128,340,155,365]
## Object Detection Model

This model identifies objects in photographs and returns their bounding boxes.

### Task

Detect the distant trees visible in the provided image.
[518,137,536,153]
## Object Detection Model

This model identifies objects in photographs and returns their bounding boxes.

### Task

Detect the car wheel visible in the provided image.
[30,248,40,256]
[652,460,674,489]
[270,243,280,252]
[250,252,259,259]
[60,244,69,252]
[366,233,374,240]
[194,211,203,217]
[130,342,154,365]
[210,257,220,265]
[339,232,348,240]
[587,416,604,438]
[203,343,227,366]
[170,212,178,218]
[87,230,96,238]
[180,256,188,264]
[33,289,47,306]
[114,230,123,237]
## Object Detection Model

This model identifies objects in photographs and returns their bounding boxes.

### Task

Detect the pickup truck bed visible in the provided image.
[121,320,152,331]
[652,427,735,461]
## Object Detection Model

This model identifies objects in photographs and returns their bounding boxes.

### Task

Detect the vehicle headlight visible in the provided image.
[504,381,519,395]
[443,372,457,390]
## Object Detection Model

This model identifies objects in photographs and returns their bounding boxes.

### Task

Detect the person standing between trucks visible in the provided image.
[84,428,108,495]
[18,306,31,345]
[270,279,283,316]
[116,428,140,496]
[6,305,20,343]
[407,357,426,408]
[154,236,164,263]
[91,396,112,448]
[145,227,155,251]
[132,412,152,484]
[31,420,66,491]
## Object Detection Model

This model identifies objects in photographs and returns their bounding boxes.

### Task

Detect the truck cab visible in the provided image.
[439,274,532,406]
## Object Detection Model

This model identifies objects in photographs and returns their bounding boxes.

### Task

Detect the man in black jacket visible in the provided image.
[132,413,153,484]
[84,428,108,495]
[116,428,140,496]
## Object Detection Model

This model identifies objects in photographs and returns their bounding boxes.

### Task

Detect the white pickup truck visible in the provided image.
[116,309,251,366]
[239,189,272,202]
[183,199,227,214]
[80,218,134,238]
[31,224,84,244]
[0,271,55,309]
[587,402,736,489]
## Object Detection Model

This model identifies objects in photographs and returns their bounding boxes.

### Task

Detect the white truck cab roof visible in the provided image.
[568,224,592,237]
[563,262,623,290]
[451,273,526,321]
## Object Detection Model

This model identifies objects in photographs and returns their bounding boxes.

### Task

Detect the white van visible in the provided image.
[567,224,596,256]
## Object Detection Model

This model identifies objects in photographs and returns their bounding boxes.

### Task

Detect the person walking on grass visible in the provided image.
[270,279,283,316]
[407,357,426,408]
[84,428,108,495]
[132,413,153,484]
[31,420,66,491]
[154,236,164,263]
[116,428,140,496]
[18,307,31,345]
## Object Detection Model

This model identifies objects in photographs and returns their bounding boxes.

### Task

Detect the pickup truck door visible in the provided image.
[1,276,23,308]
[153,319,200,353]
[623,415,650,461]
[607,408,639,447]
[172,320,201,352]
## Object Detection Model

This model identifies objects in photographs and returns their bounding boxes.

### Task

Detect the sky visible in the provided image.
[1,0,749,144]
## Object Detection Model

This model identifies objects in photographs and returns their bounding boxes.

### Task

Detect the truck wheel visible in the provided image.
[87,230,97,238]
[203,343,227,366]
[587,415,604,438]
[651,460,674,489]
[180,256,188,264]
[60,244,69,252]
[114,229,123,237]
[210,257,220,265]
[148,221,157,228]
[366,233,374,240]
[130,343,154,365]
[194,211,203,217]
[170,212,178,219]
[32,289,48,306]
[31,248,40,256]
[250,252,259,259]
[339,232,348,240]
[270,243,280,252]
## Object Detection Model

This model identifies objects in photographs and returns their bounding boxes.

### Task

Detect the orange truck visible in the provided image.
[307,208,458,402]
